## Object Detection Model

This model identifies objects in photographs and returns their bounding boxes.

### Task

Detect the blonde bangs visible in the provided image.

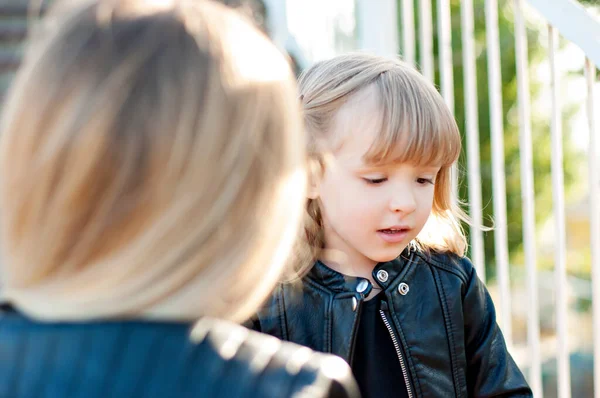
[361,70,468,256]
[363,71,461,168]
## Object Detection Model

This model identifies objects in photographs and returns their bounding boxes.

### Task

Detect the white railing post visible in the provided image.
[437,0,458,200]
[514,0,540,375]
[460,0,487,288]
[401,0,415,66]
[418,0,434,82]
[485,0,524,372]
[356,0,399,58]
[437,0,454,114]
[586,58,600,398]
[549,24,572,398]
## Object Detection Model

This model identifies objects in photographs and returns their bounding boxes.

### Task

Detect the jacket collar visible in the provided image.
[307,247,416,297]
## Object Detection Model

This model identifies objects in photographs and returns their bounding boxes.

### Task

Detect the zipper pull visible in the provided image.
[380,300,390,312]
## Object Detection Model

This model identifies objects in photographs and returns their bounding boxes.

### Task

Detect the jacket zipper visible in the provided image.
[379,309,414,398]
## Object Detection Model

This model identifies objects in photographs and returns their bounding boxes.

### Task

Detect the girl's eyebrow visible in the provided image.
[359,157,394,168]
[418,166,442,173]
[355,163,442,174]
[354,163,388,172]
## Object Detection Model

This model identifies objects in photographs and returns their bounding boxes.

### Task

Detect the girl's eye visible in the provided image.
[416,177,435,185]
[363,177,387,185]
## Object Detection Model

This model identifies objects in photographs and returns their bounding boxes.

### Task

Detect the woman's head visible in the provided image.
[0,0,305,322]
[298,53,467,270]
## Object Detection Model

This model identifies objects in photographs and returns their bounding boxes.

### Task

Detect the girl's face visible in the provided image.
[315,88,439,270]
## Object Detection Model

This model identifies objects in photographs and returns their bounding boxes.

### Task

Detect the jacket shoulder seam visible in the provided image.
[415,252,470,283]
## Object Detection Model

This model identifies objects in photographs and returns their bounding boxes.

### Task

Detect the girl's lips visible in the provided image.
[377,228,410,243]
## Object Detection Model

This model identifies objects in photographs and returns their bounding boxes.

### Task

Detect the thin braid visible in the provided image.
[305,198,324,254]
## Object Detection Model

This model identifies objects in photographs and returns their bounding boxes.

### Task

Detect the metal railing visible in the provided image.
[354,0,599,396]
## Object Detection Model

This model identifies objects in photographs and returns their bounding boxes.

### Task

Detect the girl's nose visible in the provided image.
[389,188,417,214]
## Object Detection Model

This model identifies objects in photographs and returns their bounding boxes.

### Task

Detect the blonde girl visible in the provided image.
[250,53,532,398]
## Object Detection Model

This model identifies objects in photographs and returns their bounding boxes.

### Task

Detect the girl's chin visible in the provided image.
[368,250,406,264]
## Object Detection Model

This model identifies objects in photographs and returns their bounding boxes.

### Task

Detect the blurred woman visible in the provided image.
[0,0,358,397]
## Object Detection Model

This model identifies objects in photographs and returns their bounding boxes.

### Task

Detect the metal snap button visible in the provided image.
[352,297,358,311]
[376,270,389,283]
[398,282,410,295]
[356,279,370,293]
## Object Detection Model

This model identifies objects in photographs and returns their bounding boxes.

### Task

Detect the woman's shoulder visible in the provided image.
[0,309,358,397]
[191,318,360,398]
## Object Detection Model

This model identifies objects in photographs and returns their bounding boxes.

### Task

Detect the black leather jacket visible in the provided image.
[0,305,359,398]
[249,249,533,397]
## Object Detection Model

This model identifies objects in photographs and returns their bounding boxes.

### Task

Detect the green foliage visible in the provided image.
[399,0,583,279]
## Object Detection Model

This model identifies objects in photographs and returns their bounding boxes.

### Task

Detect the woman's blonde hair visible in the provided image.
[297,52,468,271]
[0,0,306,323]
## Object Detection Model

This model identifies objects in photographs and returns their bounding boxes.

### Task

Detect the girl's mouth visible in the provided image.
[377,228,410,243]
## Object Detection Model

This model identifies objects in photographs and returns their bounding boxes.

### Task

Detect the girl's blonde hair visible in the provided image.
[0,0,306,323]
[297,53,468,271]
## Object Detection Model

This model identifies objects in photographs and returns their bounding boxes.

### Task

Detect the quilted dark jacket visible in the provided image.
[0,305,359,398]
[248,248,533,398]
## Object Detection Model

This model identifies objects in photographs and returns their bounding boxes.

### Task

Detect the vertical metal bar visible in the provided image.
[514,0,539,374]
[549,25,571,398]
[418,0,434,81]
[485,0,516,352]
[437,0,454,113]
[401,0,415,66]
[485,0,519,358]
[451,164,459,203]
[586,57,600,398]
[437,0,457,202]
[356,0,399,58]
[460,0,486,284]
